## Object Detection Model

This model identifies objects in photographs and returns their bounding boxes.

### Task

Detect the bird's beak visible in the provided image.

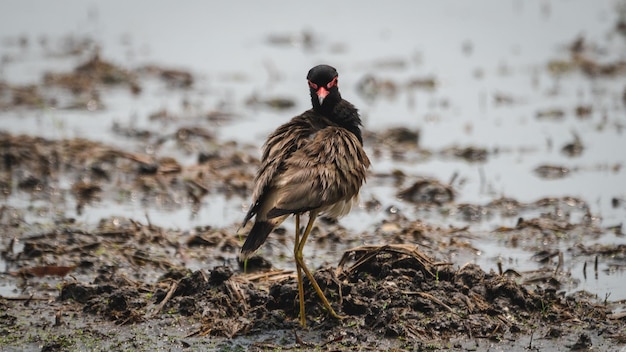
[316,87,329,105]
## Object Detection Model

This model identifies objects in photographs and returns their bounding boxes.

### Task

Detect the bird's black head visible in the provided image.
[307,64,340,110]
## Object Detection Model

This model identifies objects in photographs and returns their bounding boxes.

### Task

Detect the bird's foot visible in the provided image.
[326,307,347,321]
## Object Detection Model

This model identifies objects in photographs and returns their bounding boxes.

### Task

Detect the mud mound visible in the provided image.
[57,244,617,346]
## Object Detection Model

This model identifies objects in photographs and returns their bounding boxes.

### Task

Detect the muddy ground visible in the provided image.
[2,192,625,352]
[2,11,626,351]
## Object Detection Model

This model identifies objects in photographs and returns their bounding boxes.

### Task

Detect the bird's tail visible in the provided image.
[239,220,275,260]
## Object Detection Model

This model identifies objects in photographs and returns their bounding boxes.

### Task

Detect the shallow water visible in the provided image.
[1,0,625,301]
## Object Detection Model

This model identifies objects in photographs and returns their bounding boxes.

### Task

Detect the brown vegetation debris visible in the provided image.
[136,65,194,88]
[378,127,420,147]
[355,75,398,100]
[245,94,296,111]
[534,164,570,179]
[0,84,49,109]
[397,178,455,205]
[406,77,437,91]
[0,131,255,215]
[336,244,438,280]
[536,108,565,120]
[548,35,626,78]
[456,204,489,222]
[13,265,77,278]
[561,133,584,157]
[355,74,438,102]
[44,52,140,94]
[441,145,488,162]
[574,243,626,256]
[486,197,523,217]
[575,105,592,119]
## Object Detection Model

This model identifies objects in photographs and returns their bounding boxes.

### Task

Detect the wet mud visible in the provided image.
[2,210,625,350]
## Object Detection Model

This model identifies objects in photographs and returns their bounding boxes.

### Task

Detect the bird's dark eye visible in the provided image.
[308,80,318,89]
[326,77,338,89]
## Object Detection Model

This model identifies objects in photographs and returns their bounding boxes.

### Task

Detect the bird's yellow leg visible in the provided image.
[294,214,306,327]
[294,211,345,321]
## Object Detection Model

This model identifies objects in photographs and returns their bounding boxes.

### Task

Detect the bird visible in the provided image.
[240,64,370,327]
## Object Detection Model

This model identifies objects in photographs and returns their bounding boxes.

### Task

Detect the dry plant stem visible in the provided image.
[403,291,456,314]
[148,280,178,318]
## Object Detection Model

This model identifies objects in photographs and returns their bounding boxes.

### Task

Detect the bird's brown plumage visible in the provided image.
[240,103,370,258]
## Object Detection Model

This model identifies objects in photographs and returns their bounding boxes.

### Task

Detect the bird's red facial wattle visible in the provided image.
[308,76,338,105]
